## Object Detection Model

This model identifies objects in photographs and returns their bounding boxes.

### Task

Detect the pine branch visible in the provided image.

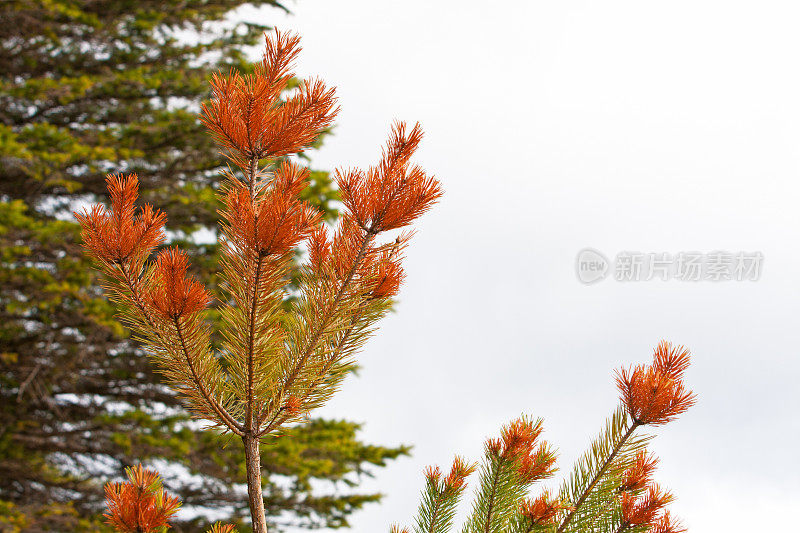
[412,458,475,533]
[257,299,366,436]
[172,316,244,436]
[463,417,554,533]
[245,253,264,431]
[262,225,376,425]
[116,259,243,435]
[556,407,651,533]
[557,422,638,532]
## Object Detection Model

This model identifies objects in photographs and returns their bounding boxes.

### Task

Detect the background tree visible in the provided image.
[0,1,408,531]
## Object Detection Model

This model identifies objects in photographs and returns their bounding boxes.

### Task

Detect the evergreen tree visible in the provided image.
[0,2,408,531]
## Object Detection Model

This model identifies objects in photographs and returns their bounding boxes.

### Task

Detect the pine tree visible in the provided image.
[77,30,442,533]
[392,341,696,533]
[0,2,408,531]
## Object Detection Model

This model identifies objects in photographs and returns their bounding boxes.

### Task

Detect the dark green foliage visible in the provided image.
[0,1,407,530]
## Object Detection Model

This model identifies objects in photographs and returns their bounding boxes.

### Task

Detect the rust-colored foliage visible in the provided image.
[488,417,557,483]
[618,451,659,493]
[103,464,180,533]
[520,490,572,527]
[148,248,212,320]
[200,31,337,165]
[396,343,695,533]
[370,250,405,299]
[616,341,697,426]
[425,455,478,492]
[337,122,442,233]
[77,29,441,533]
[650,511,686,533]
[619,484,674,530]
[222,160,321,256]
[75,173,166,264]
[443,456,478,490]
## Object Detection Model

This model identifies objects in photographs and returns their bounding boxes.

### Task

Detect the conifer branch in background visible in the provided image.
[77,29,442,533]
[394,341,695,533]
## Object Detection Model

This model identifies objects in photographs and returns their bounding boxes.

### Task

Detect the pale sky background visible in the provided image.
[234,1,799,531]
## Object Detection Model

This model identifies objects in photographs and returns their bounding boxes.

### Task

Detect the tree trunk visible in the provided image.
[244,434,268,533]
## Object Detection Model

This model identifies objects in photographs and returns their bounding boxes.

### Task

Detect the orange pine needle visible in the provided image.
[370,253,405,299]
[443,456,478,490]
[619,451,659,493]
[616,341,696,426]
[222,160,321,256]
[619,483,674,530]
[74,173,166,264]
[103,465,180,533]
[148,248,212,320]
[201,30,337,162]
[489,417,557,483]
[520,490,572,527]
[650,511,687,533]
[337,121,443,233]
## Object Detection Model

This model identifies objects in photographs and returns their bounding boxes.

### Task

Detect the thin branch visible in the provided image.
[117,260,244,435]
[257,298,366,437]
[17,363,42,402]
[483,455,503,533]
[173,316,244,436]
[556,421,640,533]
[245,252,264,432]
[426,490,444,533]
[244,154,265,434]
[261,226,376,428]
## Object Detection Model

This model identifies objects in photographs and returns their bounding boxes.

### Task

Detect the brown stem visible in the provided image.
[556,422,639,533]
[244,153,265,432]
[244,434,268,533]
[248,156,259,196]
[483,454,504,533]
[426,490,444,533]
[245,253,264,432]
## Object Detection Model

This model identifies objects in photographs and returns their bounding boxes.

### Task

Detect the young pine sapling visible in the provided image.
[77,30,442,533]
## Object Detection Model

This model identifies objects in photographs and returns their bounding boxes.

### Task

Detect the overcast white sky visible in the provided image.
[237,1,799,531]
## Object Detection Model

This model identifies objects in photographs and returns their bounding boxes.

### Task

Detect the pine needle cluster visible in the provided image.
[103,465,181,533]
[393,341,696,533]
[103,464,233,533]
[77,30,442,533]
